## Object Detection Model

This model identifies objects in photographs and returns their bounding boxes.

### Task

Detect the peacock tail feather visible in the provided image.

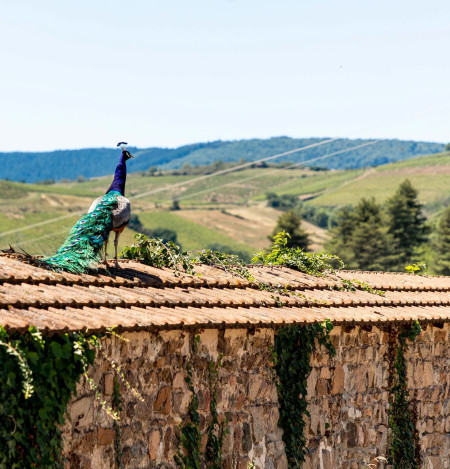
[41,191,120,274]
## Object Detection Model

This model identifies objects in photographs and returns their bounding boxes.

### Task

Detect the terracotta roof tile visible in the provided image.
[0,254,449,333]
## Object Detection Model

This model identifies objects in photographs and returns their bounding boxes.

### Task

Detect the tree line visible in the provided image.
[270,179,450,274]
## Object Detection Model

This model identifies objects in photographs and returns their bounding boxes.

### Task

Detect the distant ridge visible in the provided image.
[1,137,444,183]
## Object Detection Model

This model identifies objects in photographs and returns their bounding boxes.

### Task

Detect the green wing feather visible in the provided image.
[41,191,119,274]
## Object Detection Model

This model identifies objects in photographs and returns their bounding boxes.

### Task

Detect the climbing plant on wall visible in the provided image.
[175,334,228,469]
[0,326,95,469]
[175,334,202,469]
[388,321,421,469]
[272,320,335,467]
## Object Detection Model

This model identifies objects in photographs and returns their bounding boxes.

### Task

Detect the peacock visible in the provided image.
[41,143,134,273]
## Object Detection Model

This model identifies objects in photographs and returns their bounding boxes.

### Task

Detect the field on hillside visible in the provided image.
[1,150,449,260]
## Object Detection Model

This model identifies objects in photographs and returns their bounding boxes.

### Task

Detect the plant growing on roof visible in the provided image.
[122,233,194,275]
[252,231,344,275]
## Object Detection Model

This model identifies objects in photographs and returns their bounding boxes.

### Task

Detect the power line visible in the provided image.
[6,140,378,249]
[2,101,448,242]
[0,138,339,239]
[167,141,378,203]
[131,138,340,200]
[0,213,77,238]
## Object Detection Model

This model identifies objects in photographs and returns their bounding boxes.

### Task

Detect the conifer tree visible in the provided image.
[434,207,450,275]
[325,206,356,263]
[327,198,393,270]
[348,198,393,270]
[386,179,429,269]
[271,210,309,250]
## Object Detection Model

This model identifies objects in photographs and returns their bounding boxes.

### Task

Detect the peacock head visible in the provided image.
[117,142,134,160]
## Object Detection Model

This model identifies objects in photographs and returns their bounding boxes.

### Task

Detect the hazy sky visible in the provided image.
[1,0,449,151]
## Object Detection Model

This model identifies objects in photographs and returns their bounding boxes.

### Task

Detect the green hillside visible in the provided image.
[1,150,449,260]
[306,151,450,212]
[1,137,444,183]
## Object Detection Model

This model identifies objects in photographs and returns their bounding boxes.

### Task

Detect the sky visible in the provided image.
[1,0,449,152]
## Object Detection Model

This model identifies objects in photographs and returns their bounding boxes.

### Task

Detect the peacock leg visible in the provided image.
[114,231,120,268]
[103,238,108,267]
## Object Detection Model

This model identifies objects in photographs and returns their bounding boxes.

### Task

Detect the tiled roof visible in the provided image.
[1,254,449,334]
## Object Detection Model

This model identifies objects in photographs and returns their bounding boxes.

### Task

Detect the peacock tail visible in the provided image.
[41,191,120,274]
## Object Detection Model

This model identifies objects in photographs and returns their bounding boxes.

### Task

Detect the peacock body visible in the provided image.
[88,194,131,231]
[41,146,134,273]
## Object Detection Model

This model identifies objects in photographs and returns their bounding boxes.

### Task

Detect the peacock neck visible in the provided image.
[106,151,127,196]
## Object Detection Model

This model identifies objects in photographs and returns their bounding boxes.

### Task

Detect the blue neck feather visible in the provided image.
[106,151,127,196]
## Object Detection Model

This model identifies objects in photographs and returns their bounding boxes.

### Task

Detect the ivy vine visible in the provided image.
[205,354,228,468]
[175,335,228,468]
[112,376,124,469]
[272,320,335,468]
[175,334,202,468]
[0,326,95,469]
[388,321,421,469]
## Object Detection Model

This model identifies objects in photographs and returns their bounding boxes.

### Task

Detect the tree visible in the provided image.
[349,198,393,270]
[385,179,429,269]
[445,142,450,152]
[326,199,393,270]
[326,206,356,262]
[434,207,450,275]
[170,199,180,211]
[271,210,309,251]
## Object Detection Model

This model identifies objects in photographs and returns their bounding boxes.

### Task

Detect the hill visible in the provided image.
[0,150,448,265]
[1,137,444,183]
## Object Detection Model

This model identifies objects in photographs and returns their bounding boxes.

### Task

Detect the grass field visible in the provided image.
[1,150,449,259]
[137,211,256,255]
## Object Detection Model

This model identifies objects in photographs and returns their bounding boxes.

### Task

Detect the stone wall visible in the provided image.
[62,322,449,469]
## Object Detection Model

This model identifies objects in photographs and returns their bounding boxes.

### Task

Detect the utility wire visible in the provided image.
[2,101,448,241]
[0,138,339,239]
[167,140,378,204]
[1,140,378,250]
[13,229,68,247]
[131,138,340,199]
[4,103,450,243]
[0,213,78,238]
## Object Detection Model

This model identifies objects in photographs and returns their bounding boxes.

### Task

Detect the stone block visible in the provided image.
[172,371,185,389]
[153,386,172,415]
[250,406,265,443]
[163,427,173,459]
[80,430,97,452]
[70,396,94,427]
[97,427,115,446]
[223,329,247,356]
[422,362,434,387]
[316,378,329,396]
[434,329,447,342]
[347,422,357,447]
[199,329,219,356]
[332,365,345,394]
[307,368,318,398]
[103,373,114,396]
[248,375,264,401]
[148,430,160,461]
[242,422,252,452]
